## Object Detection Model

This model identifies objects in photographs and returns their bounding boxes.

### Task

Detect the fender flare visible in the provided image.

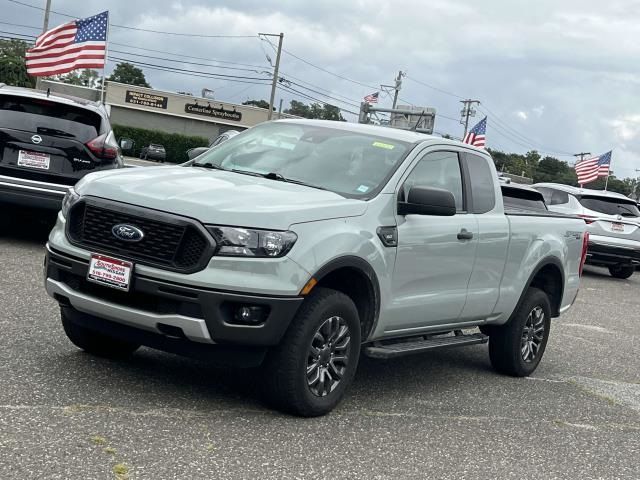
[513,256,565,318]
[311,255,381,340]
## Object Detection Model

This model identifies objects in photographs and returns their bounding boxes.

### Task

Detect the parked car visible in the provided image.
[139,144,166,162]
[44,120,587,416]
[186,130,240,160]
[0,84,123,210]
[534,183,640,278]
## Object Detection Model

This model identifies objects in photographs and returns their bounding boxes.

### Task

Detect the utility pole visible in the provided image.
[35,0,52,91]
[391,70,404,109]
[460,99,480,137]
[278,98,283,119]
[259,32,283,121]
[573,152,592,165]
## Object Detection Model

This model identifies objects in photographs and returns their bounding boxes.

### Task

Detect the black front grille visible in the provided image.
[67,200,213,272]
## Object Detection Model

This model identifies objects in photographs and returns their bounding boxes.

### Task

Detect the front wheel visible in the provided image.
[608,264,634,279]
[262,288,361,417]
[489,287,551,377]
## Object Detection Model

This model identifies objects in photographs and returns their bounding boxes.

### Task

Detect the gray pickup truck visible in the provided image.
[44,120,587,416]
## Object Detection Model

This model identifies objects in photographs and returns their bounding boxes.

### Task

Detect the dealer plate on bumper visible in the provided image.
[87,254,133,291]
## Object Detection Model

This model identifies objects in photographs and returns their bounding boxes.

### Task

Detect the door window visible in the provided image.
[464,153,496,213]
[402,151,464,211]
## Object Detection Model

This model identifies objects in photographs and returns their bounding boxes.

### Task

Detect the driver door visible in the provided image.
[385,150,479,334]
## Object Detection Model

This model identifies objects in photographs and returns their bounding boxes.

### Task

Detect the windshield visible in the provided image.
[193,122,411,197]
[578,195,640,217]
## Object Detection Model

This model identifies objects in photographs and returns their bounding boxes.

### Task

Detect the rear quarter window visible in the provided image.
[464,152,496,213]
[0,94,102,143]
[502,186,548,211]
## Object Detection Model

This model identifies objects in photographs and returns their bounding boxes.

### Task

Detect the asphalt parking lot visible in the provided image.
[0,208,638,480]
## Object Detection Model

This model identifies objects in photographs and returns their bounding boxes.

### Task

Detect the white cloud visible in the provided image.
[516,111,528,121]
[532,105,545,117]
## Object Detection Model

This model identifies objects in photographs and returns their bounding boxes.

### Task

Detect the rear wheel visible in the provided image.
[608,264,634,279]
[489,287,551,377]
[262,288,361,417]
[61,308,139,359]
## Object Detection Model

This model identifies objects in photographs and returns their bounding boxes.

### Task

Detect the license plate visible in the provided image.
[17,150,50,170]
[87,254,133,291]
[611,222,624,232]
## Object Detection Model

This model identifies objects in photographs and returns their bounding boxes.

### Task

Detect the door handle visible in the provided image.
[457,229,474,240]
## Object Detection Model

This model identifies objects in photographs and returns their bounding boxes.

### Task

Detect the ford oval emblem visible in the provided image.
[112,224,144,242]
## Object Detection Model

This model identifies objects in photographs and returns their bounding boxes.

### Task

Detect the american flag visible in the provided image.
[575,151,612,185]
[463,116,487,148]
[26,11,108,77]
[364,92,379,104]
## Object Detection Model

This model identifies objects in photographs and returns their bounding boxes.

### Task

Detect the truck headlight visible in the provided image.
[207,226,297,258]
[61,187,80,218]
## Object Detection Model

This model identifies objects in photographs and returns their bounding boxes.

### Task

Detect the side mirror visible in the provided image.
[119,138,134,152]
[187,147,209,160]
[398,186,457,216]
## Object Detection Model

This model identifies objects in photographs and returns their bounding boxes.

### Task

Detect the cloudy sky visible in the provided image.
[5,0,640,177]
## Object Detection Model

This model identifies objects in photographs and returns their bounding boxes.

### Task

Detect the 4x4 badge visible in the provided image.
[31,135,42,144]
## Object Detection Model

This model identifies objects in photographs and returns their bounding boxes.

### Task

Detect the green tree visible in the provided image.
[107,62,150,87]
[55,69,100,88]
[284,100,345,121]
[242,99,272,110]
[0,39,35,88]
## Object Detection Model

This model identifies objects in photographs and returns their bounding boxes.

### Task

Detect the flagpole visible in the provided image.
[100,13,110,105]
[604,174,609,191]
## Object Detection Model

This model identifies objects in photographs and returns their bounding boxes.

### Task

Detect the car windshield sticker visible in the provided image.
[372,141,395,150]
[357,185,370,193]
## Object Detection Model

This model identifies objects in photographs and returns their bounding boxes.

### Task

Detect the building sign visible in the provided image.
[185,103,243,122]
[125,90,168,109]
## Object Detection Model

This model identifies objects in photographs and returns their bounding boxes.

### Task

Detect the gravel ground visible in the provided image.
[0,208,638,479]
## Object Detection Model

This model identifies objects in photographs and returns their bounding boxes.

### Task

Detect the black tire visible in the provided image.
[489,287,551,377]
[262,287,361,417]
[608,264,634,279]
[61,308,139,359]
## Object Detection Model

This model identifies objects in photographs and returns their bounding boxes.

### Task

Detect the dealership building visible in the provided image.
[42,80,291,141]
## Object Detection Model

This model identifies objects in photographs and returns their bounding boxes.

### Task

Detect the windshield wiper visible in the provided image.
[617,205,638,217]
[37,126,75,137]
[192,162,227,171]
[260,172,329,191]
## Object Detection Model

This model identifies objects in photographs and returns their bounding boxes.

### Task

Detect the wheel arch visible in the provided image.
[516,257,565,318]
[309,256,381,342]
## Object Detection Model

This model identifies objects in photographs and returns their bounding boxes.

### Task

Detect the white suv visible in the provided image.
[535,183,640,278]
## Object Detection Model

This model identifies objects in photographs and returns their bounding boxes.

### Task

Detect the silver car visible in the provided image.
[534,183,640,278]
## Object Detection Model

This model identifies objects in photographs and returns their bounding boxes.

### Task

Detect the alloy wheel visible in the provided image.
[306,316,351,397]
[521,306,545,363]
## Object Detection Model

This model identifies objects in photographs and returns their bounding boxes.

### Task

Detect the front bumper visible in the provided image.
[45,246,304,346]
[587,238,640,266]
[0,174,69,210]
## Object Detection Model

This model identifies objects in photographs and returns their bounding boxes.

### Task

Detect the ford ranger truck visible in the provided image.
[44,119,588,416]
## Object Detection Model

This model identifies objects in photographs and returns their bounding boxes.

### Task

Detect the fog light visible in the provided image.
[233,305,267,325]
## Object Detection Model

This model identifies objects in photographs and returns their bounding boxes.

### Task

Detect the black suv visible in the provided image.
[0,84,123,210]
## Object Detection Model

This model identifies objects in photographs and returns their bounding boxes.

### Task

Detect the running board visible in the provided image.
[364,332,488,359]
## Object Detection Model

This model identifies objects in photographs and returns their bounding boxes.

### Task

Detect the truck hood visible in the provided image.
[76,166,368,229]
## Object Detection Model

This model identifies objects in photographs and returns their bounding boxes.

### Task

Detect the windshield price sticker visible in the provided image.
[372,141,395,150]
[87,254,133,291]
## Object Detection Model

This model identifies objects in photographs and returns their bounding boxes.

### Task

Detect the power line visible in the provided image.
[277,83,359,116]
[110,42,268,70]
[0,20,40,30]
[109,49,264,74]
[478,104,573,156]
[0,29,35,38]
[6,0,257,38]
[106,56,272,85]
[404,75,465,99]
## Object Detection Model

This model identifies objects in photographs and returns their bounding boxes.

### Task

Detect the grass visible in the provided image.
[91,436,107,446]
[113,463,129,479]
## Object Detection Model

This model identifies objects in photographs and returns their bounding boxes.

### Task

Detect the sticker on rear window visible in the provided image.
[356,185,370,193]
[372,141,395,150]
